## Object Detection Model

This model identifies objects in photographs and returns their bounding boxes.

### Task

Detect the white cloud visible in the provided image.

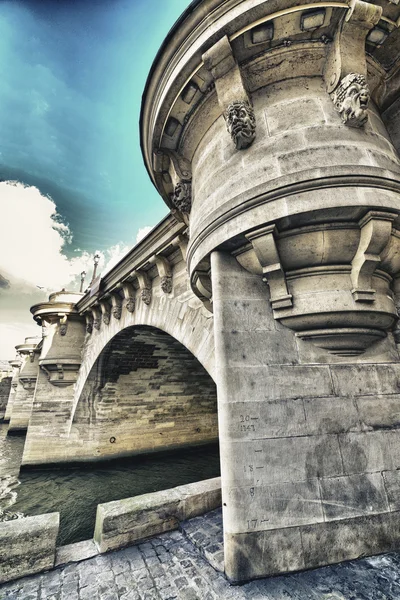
[136,226,153,244]
[0,181,130,357]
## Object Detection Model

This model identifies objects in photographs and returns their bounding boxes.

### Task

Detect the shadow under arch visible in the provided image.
[72,324,218,461]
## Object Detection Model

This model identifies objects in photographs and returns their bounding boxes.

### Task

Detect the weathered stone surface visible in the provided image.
[0,512,59,584]
[94,477,221,553]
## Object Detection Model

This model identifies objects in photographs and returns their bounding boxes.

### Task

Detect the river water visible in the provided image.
[0,424,220,546]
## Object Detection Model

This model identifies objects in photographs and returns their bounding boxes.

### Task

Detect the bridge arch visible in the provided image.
[69,324,218,460]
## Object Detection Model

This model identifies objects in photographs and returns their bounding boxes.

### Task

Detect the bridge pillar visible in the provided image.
[141,0,400,582]
[7,337,41,433]
[3,358,21,422]
[22,290,85,465]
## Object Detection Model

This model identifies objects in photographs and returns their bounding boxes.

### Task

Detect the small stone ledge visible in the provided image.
[94,476,221,553]
[55,539,99,567]
[0,512,59,584]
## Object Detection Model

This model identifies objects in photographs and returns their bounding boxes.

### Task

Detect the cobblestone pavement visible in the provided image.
[2,509,400,599]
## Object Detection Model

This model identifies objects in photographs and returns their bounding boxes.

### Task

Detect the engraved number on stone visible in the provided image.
[247,519,258,529]
[250,487,255,497]
[244,465,254,473]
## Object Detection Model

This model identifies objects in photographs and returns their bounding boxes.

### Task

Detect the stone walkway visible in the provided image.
[1,509,400,599]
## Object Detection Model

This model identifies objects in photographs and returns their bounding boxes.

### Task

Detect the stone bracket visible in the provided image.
[324,0,382,93]
[351,211,397,302]
[59,315,68,336]
[110,293,122,320]
[91,307,101,331]
[85,313,93,334]
[245,225,293,312]
[202,36,255,149]
[133,270,152,305]
[100,301,111,325]
[154,150,192,217]
[192,269,213,313]
[151,255,173,294]
[122,282,136,313]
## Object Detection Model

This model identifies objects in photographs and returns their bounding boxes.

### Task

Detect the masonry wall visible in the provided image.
[212,252,400,582]
[0,377,12,420]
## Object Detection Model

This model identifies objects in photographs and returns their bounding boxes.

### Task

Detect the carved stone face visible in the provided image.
[86,322,93,334]
[126,298,136,313]
[161,276,173,294]
[332,73,370,128]
[103,313,110,325]
[171,180,191,214]
[112,305,122,320]
[224,101,256,150]
[141,288,152,305]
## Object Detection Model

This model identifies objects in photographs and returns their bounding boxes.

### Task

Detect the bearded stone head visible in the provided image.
[171,180,192,214]
[112,305,122,320]
[224,101,256,150]
[125,297,136,313]
[332,73,370,128]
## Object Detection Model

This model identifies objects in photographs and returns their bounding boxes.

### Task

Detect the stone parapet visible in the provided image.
[94,477,221,553]
[0,513,59,584]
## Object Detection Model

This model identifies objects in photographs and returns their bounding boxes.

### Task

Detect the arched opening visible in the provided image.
[75,325,218,459]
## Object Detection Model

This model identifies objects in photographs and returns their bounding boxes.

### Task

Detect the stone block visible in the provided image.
[222,398,308,440]
[225,479,323,532]
[319,473,389,521]
[220,435,343,486]
[265,98,325,136]
[94,478,221,553]
[0,513,59,584]
[339,430,400,475]
[356,394,400,430]
[304,397,360,435]
[224,527,305,582]
[301,512,394,569]
[330,364,400,397]
[383,470,400,512]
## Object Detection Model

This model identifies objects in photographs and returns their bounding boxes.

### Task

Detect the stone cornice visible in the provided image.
[76,213,186,314]
[187,168,400,274]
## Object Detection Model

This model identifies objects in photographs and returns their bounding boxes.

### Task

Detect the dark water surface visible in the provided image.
[0,424,220,546]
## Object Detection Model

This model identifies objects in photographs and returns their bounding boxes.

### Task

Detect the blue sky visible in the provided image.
[0,0,192,357]
[0,0,190,255]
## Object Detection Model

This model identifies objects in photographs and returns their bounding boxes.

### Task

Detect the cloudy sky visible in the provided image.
[0,0,190,357]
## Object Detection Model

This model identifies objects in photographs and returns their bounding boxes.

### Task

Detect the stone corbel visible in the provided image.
[151,255,173,294]
[122,282,136,313]
[324,0,382,127]
[202,36,255,149]
[133,270,152,305]
[245,225,293,312]
[110,293,122,320]
[176,232,189,261]
[100,300,111,325]
[19,377,36,391]
[91,307,101,331]
[351,211,397,301]
[85,313,93,334]
[192,269,213,313]
[59,314,68,336]
[153,151,192,220]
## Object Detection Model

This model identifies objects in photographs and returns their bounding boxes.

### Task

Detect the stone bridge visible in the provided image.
[4,0,400,584]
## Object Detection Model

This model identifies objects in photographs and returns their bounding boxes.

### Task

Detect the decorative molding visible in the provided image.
[111,293,122,320]
[331,73,370,128]
[224,101,256,150]
[122,282,136,313]
[59,315,68,336]
[100,301,111,325]
[91,307,101,331]
[245,225,293,311]
[324,0,382,94]
[152,255,173,294]
[133,270,152,305]
[85,313,93,334]
[171,180,192,213]
[19,377,37,391]
[202,35,255,149]
[192,269,213,312]
[351,211,397,301]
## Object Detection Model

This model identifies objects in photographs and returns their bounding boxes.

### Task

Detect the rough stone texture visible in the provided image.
[211,250,400,582]
[0,513,59,584]
[94,477,221,552]
[22,256,216,466]
[0,377,11,421]
[2,509,400,599]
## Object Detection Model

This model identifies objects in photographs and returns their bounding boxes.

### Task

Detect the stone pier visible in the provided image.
[141,0,400,582]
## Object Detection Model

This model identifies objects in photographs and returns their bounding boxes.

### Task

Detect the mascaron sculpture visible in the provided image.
[332,73,370,128]
[224,100,256,149]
